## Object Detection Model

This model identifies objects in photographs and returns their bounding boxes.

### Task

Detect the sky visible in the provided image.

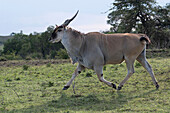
[0,0,169,35]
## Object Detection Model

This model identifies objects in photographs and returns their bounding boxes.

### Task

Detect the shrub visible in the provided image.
[30,53,42,59]
[46,63,51,67]
[48,81,54,87]
[86,72,92,77]
[0,56,7,61]
[3,54,14,60]
[57,49,69,59]
[135,62,142,68]
[1,51,22,60]
[23,65,29,70]
[13,55,22,60]
[25,57,32,60]
[15,77,21,81]
[50,50,57,59]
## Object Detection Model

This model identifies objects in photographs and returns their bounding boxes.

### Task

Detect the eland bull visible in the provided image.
[49,11,159,90]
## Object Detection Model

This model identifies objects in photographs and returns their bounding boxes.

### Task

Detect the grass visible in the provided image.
[0,58,170,112]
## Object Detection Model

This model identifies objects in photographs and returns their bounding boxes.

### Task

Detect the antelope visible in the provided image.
[49,11,159,90]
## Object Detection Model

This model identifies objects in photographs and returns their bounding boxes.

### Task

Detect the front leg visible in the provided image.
[63,64,85,90]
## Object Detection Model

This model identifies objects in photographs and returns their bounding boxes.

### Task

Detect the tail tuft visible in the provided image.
[140,36,151,44]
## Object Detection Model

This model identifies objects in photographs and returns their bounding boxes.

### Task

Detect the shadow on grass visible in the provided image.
[5,89,158,112]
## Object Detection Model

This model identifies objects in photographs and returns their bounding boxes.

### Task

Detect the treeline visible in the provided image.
[0,26,69,60]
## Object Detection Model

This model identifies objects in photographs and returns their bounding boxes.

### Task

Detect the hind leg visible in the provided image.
[137,50,159,89]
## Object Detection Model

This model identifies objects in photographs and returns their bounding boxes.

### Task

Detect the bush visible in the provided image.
[57,49,69,59]
[30,53,42,59]
[135,62,142,68]
[2,54,22,60]
[23,65,29,70]
[3,54,14,60]
[13,55,22,60]
[0,56,7,61]
[48,81,54,87]
[1,51,22,60]
[46,63,51,67]
[86,72,92,77]
[50,50,57,59]
[25,57,32,60]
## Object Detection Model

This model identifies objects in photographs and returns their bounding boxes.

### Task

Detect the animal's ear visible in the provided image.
[55,24,58,27]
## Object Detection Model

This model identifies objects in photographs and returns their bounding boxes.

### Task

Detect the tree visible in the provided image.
[151,3,170,48]
[107,0,170,48]
[3,33,27,55]
[107,0,157,33]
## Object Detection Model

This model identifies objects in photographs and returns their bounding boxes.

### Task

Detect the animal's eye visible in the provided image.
[58,29,62,32]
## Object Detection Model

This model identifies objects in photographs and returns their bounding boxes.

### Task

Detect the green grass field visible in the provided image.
[0,58,170,112]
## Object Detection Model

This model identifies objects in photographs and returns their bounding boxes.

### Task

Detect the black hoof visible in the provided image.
[156,82,159,89]
[111,83,116,89]
[117,86,123,90]
[156,84,159,89]
[63,86,70,90]
[156,85,159,89]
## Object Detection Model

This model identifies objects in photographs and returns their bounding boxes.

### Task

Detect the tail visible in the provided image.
[140,36,151,44]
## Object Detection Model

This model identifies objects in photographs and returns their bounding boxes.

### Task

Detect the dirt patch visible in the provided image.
[0,59,70,67]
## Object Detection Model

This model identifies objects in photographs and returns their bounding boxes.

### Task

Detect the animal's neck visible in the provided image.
[61,29,84,63]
